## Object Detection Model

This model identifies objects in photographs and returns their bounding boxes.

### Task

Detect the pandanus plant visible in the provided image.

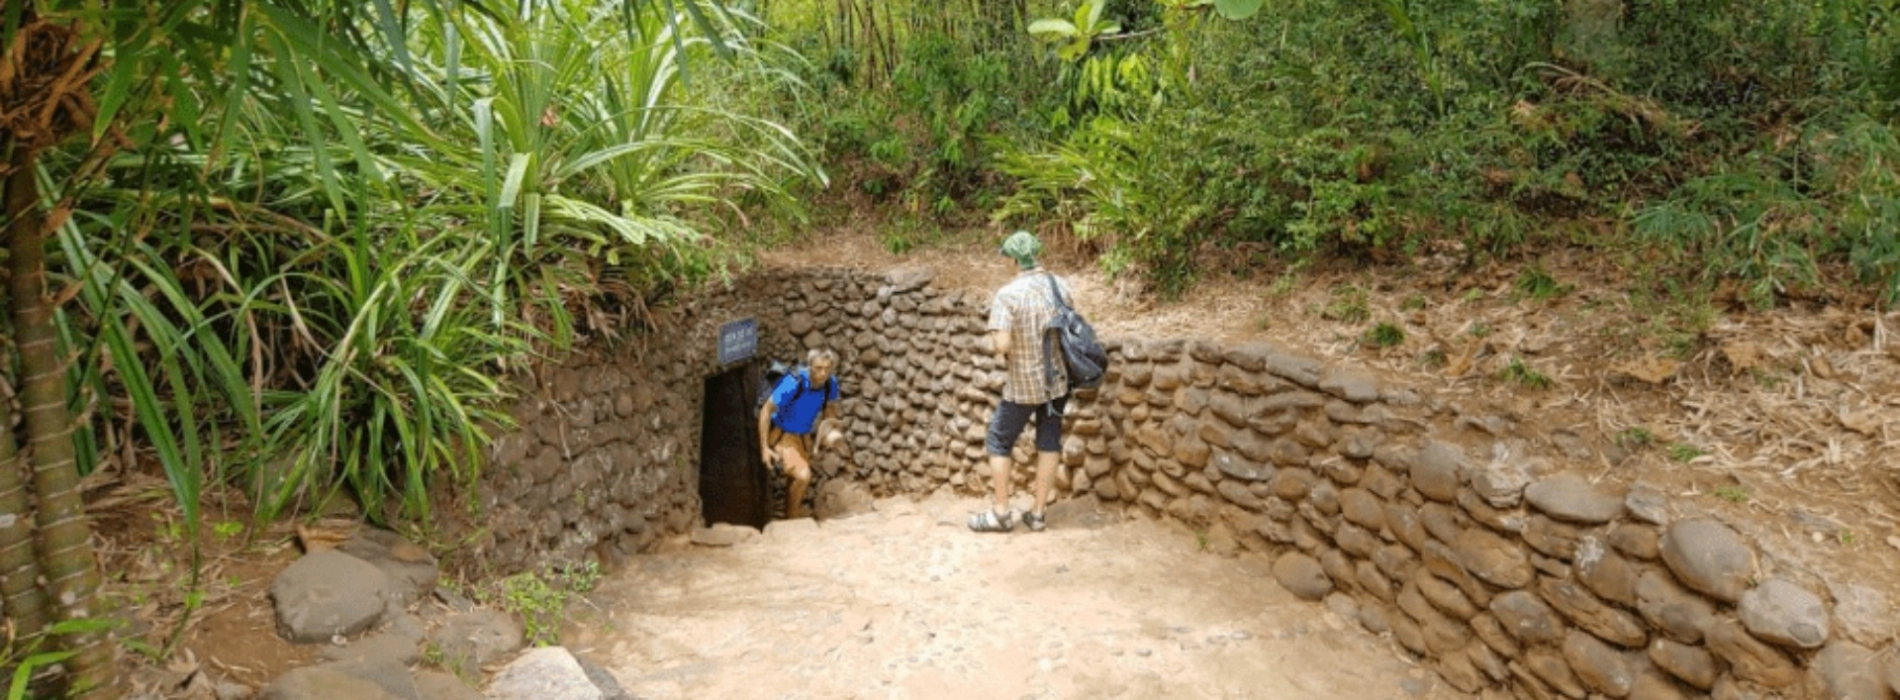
[2,1,772,695]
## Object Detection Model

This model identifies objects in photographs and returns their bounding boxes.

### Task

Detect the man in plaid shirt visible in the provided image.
[969,231,1074,533]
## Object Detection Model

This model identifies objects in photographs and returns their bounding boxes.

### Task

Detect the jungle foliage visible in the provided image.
[2,2,817,691]
[2,0,1898,692]
[755,0,1900,301]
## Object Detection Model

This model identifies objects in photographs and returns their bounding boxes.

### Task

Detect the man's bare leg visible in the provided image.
[780,446,813,519]
[1031,450,1059,517]
[988,454,1013,515]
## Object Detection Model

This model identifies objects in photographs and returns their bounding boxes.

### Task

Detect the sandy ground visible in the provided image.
[565,494,1458,700]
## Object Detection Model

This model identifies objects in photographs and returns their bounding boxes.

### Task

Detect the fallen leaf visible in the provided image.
[295,524,348,553]
[389,539,433,563]
[166,648,200,677]
[1444,351,1473,378]
[1839,409,1884,437]
[1811,353,1836,380]
[1846,320,1870,347]
[1721,341,1765,375]
[1613,357,1681,385]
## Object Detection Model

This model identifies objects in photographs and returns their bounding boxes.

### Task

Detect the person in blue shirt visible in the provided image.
[756,348,843,519]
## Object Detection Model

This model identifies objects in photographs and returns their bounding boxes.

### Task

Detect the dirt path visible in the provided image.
[564,495,1459,700]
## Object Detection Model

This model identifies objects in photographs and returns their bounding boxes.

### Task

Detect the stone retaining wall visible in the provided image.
[472,266,1897,699]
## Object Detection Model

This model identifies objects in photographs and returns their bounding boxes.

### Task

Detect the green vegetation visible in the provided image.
[3,618,116,700]
[1514,265,1571,301]
[1669,444,1708,463]
[1712,485,1750,503]
[755,0,1900,301]
[1615,427,1655,449]
[480,561,605,646]
[4,0,813,692]
[1323,285,1372,324]
[5,0,1899,692]
[211,522,245,543]
[1499,356,1552,389]
[1364,322,1406,349]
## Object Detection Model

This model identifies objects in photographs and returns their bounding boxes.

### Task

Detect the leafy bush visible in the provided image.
[44,0,821,525]
[980,0,1900,301]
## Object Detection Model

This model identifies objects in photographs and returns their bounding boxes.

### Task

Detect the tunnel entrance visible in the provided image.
[698,365,770,528]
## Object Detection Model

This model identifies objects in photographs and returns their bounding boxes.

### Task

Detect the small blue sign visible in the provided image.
[718,318,758,365]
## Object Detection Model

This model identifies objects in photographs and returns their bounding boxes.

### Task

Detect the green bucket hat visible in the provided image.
[1000,230,1042,270]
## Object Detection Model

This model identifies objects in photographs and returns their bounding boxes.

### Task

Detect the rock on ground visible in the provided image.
[318,613,425,665]
[1659,519,1756,604]
[259,667,402,700]
[427,608,526,673]
[1738,578,1831,650]
[415,670,482,700]
[1523,473,1624,524]
[1272,552,1332,601]
[484,647,605,700]
[689,523,759,547]
[271,550,393,643]
[338,529,440,605]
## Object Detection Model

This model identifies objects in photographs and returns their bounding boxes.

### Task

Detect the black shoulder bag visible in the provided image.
[1041,273,1108,392]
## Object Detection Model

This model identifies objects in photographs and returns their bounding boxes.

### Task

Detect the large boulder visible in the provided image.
[484,647,604,700]
[271,550,392,643]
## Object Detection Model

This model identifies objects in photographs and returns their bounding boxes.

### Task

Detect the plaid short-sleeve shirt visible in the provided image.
[989,271,1070,405]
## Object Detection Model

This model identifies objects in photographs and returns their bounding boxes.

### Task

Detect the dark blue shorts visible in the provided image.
[985,397,1069,456]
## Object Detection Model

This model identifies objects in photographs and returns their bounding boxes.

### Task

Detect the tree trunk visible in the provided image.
[0,144,48,628]
[6,146,118,699]
[0,333,50,640]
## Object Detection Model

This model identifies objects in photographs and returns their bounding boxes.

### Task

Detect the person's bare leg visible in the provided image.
[1032,451,1059,516]
[988,454,1013,514]
[781,447,813,519]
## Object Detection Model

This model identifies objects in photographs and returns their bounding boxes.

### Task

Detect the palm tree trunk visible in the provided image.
[0,359,50,641]
[0,145,48,627]
[6,146,118,699]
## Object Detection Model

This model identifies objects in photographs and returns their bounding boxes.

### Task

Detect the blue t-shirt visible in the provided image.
[769,369,838,435]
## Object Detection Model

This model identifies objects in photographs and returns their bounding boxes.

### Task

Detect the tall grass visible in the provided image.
[253,218,522,521]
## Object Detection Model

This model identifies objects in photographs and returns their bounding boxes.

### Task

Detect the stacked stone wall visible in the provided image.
[473,266,1897,699]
